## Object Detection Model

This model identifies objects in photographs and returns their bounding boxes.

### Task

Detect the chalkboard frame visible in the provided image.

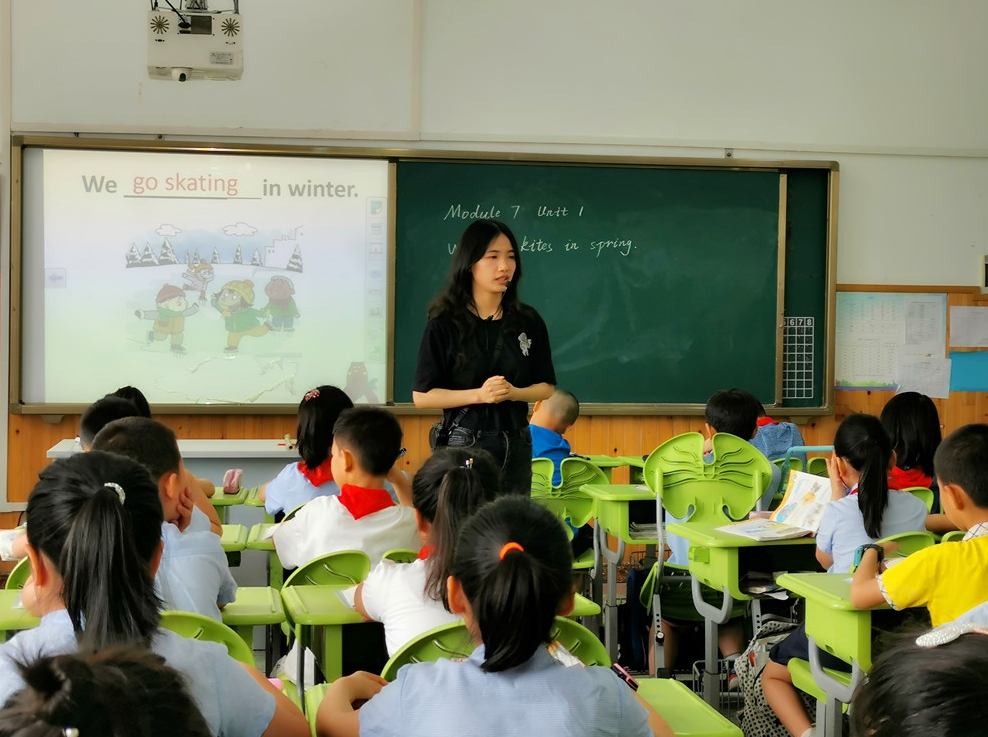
[8,137,838,416]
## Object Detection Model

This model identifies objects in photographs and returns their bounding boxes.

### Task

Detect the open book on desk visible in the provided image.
[717,470,832,541]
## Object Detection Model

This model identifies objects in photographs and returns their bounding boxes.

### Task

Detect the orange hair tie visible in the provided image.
[499,542,524,560]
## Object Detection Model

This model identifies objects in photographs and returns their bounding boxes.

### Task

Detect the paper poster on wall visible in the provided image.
[835,292,947,389]
[949,306,988,348]
[21,148,390,406]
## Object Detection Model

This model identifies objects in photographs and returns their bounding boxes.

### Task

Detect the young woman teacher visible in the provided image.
[412,219,555,496]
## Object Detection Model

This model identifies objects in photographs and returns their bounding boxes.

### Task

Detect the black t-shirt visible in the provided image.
[413,307,556,432]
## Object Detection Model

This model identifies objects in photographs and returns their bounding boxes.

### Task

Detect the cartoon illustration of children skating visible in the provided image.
[182,263,216,302]
[135,284,199,354]
[211,279,270,354]
[261,275,301,332]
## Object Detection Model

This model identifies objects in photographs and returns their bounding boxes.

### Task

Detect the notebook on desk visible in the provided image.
[718,470,832,541]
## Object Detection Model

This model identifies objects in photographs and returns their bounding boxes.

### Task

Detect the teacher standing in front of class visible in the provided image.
[413,219,556,496]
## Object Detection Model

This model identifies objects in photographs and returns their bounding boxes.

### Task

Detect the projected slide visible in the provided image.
[22,148,389,407]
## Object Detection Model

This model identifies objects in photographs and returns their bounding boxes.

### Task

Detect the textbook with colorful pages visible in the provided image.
[717,470,832,541]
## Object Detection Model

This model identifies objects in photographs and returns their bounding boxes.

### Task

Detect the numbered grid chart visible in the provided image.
[783,317,815,400]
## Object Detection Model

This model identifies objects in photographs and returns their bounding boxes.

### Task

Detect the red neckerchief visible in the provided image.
[757,416,778,427]
[848,484,860,496]
[417,544,435,560]
[298,458,334,487]
[337,484,394,520]
[888,466,933,491]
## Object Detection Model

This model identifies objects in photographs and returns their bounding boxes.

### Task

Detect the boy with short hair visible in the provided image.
[78,396,144,450]
[91,417,237,622]
[272,407,418,570]
[529,389,580,486]
[851,423,988,626]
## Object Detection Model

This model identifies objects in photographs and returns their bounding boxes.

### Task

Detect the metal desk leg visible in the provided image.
[691,576,734,707]
[595,523,625,664]
[808,636,863,737]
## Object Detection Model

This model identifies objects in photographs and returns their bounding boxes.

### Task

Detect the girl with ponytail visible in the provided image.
[354,448,500,657]
[762,414,929,737]
[319,497,672,737]
[0,451,308,737]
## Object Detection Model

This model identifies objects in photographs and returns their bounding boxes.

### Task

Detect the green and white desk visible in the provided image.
[581,483,657,662]
[636,678,742,737]
[776,572,883,737]
[666,522,818,706]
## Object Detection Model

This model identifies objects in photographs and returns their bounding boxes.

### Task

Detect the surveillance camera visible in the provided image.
[171,67,192,82]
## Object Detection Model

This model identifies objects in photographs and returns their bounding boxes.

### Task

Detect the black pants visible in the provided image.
[444,426,533,496]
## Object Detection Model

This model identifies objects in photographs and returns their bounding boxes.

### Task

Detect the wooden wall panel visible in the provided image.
[7,289,988,503]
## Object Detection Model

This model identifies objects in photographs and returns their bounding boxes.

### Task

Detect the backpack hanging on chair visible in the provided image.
[735,619,816,737]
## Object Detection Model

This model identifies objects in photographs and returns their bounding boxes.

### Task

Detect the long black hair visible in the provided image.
[451,497,572,672]
[412,448,500,606]
[834,414,893,538]
[295,385,353,470]
[25,451,164,650]
[0,645,211,737]
[880,391,941,479]
[851,631,988,737]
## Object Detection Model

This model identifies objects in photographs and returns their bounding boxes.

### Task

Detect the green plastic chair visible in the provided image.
[807,456,829,477]
[281,550,372,707]
[941,530,964,543]
[159,610,256,665]
[641,432,771,674]
[379,616,608,682]
[900,486,934,512]
[878,530,936,558]
[788,622,869,732]
[382,548,418,564]
[530,457,554,496]
[4,558,30,590]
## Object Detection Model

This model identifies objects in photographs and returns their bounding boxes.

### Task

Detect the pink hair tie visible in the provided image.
[499,542,524,560]
[303,389,320,402]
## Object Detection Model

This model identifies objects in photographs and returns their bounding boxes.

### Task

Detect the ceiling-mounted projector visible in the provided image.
[148,1,243,81]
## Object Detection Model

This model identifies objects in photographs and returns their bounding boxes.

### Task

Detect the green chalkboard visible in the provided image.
[394,160,793,407]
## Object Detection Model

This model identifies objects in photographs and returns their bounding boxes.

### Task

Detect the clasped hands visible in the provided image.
[478,375,514,404]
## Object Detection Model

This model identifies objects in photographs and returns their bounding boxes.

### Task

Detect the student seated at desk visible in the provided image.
[528,388,594,557]
[849,623,988,737]
[762,413,928,737]
[661,388,781,670]
[258,385,354,519]
[751,402,806,466]
[0,452,309,737]
[354,448,500,657]
[80,394,222,535]
[0,644,212,737]
[91,417,237,622]
[528,388,580,486]
[880,391,941,495]
[850,424,988,626]
[272,407,418,573]
[317,497,673,737]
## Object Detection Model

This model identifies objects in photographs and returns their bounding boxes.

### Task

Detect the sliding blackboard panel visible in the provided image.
[393,161,782,407]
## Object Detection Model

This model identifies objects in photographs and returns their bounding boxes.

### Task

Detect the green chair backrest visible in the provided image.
[941,530,964,543]
[900,486,934,512]
[380,621,475,681]
[643,432,771,525]
[159,610,256,665]
[878,530,936,557]
[379,616,608,681]
[531,458,554,497]
[806,456,829,477]
[4,557,30,591]
[552,457,605,527]
[382,548,418,564]
[283,550,371,589]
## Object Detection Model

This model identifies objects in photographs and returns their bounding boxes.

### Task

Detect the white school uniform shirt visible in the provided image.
[157,519,238,621]
[359,645,652,737]
[815,489,929,573]
[360,558,462,656]
[272,485,420,570]
[0,609,275,737]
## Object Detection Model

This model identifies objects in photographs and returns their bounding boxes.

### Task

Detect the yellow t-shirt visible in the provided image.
[881,534,988,627]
